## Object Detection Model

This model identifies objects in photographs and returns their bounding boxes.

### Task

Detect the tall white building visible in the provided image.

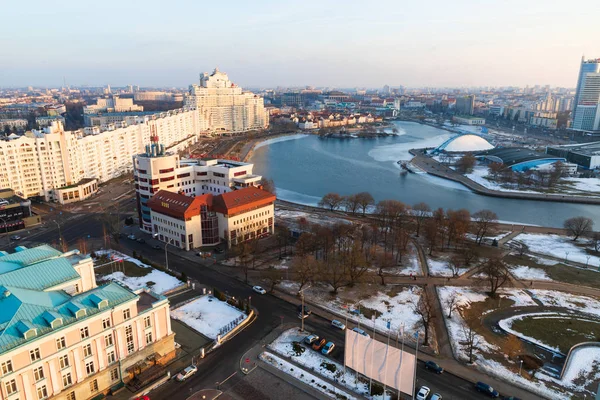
[0,108,201,201]
[185,68,269,133]
[572,57,600,132]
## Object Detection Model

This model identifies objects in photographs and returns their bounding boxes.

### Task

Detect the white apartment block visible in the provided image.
[0,119,28,130]
[185,68,269,134]
[133,92,183,102]
[133,145,262,233]
[83,96,143,126]
[0,108,201,201]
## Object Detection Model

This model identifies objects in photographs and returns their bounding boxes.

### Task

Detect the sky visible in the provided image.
[2,0,600,89]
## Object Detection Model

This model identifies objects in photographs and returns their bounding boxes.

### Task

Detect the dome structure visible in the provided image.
[436,134,494,152]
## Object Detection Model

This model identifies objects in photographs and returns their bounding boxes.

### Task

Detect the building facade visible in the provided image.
[185,68,269,133]
[0,245,174,400]
[0,120,28,131]
[0,107,201,202]
[572,57,600,132]
[133,142,262,233]
[83,96,144,126]
[0,189,41,232]
[455,95,475,115]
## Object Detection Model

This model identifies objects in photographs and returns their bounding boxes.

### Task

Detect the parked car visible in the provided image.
[425,360,444,374]
[352,327,370,338]
[252,285,267,295]
[503,397,521,400]
[475,382,499,398]
[213,247,224,254]
[331,320,346,330]
[152,244,161,250]
[312,338,326,351]
[416,386,430,400]
[176,365,198,381]
[136,238,145,243]
[430,394,442,400]
[9,235,21,241]
[127,234,136,240]
[321,342,335,355]
[304,334,319,345]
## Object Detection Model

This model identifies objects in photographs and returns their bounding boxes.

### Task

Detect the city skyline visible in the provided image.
[3,0,600,88]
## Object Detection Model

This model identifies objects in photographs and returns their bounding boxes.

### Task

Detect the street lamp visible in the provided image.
[53,220,62,245]
[153,234,170,271]
[519,359,523,376]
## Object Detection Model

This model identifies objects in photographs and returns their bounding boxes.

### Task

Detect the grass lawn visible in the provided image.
[511,316,600,353]
[95,260,150,278]
[505,254,600,289]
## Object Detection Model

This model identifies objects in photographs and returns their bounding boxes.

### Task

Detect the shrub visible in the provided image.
[320,361,336,373]
[292,341,305,356]
[132,250,137,259]
[370,382,384,396]
[146,281,156,288]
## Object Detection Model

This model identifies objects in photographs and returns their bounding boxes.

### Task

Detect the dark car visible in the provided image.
[213,247,224,254]
[424,361,444,374]
[475,382,499,398]
[9,235,21,241]
[152,244,161,250]
[136,238,145,243]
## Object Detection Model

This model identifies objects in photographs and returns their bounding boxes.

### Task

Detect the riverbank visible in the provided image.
[409,149,600,205]
[241,132,306,162]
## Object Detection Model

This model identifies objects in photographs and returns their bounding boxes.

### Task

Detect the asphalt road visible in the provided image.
[19,216,518,400]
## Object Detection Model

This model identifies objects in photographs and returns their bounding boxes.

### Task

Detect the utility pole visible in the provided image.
[298,284,311,332]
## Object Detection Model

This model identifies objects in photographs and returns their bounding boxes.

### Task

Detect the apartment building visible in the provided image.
[147,186,275,250]
[0,120,28,131]
[133,141,262,233]
[83,96,143,125]
[185,68,269,133]
[0,245,174,400]
[0,107,201,201]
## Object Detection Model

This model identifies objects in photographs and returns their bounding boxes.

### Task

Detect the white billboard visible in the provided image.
[344,329,416,395]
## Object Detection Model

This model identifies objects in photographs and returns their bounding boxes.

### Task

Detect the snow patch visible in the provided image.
[170,296,247,339]
[101,270,182,294]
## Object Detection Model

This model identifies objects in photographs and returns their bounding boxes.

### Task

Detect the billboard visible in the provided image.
[344,329,416,395]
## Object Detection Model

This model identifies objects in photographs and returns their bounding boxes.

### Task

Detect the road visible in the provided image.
[16,215,517,400]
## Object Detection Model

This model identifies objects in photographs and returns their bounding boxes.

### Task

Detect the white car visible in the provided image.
[127,234,136,240]
[252,285,266,294]
[331,319,346,330]
[176,365,197,381]
[416,386,430,400]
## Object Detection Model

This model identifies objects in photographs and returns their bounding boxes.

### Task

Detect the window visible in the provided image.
[102,318,111,329]
[83,344,92,358]
[105,333,114,347]
[1,360,13,375]
[80,327,89,339]
[56,337,66,350]
[34,366,44,381]
[62,372,72,387]
[5,379,17,395]
[30,348,41,362]
[144,316,151,328]
[110,368,119,381]
[85,361,94,375]
[107,351,115,365]
[123,309,131,320]
[59,355,69,369]
[90,379,98,392]
[37,385,48,399]
[66,392,76,400]
[125,325,134,354]
[145,331,153,344]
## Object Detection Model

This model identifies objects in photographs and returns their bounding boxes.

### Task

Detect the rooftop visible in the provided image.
[476,147,563,167]
[147,190,208,220]
[547,141,600,156]
[212,187,276,215]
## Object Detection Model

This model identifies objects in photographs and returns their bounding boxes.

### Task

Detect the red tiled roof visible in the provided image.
[212,187,276,216]
[147,190,208,220]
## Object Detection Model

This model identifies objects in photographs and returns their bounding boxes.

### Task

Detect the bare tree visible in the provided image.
[412,202,431,237]
[319,192,344,211]
[345,242,369,286]
[461,313,481,363]
[355,192,375,216]
[445,292,459,318]
[456,153,476,174]
[563,216,594,241]
[264,268,282,293]
[411,290,436,346]
[472,209,498,245]
[342,194,360,215]
[290,256,314,291]
[376,252,394,285]
[479,257,511,298]
[488,162,504,180]
[461,245,478,266]
[234,242,252,283]
[448,255,463,277]
[321,256,348,294]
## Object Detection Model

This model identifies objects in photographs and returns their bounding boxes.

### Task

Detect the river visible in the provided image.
[250,121,600,227]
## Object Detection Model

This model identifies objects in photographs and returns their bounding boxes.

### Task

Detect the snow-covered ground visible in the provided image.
[529,290,600,318]
[510,265,553,281]
[437,287,567,399]
[101,270,183,294]
[269,329,387,399]
[513,234,600,266]
[466,232,510,243]
[260,352,358,400]
[170,296,247,339]
[275,209,350,227]
[465,166,538,194]
[564,177,600,193]
[498,313,564,353]
[94,249,151,269]
[559,346,600,392]
[392,246,422,275]
[427,257,468,277]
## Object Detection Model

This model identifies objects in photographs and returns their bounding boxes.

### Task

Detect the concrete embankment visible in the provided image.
[408,149,600,205]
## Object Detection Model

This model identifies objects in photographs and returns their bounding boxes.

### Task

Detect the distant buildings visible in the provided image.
[0,119,28,131]
[185,68,269,133]
[452,116,485,126]
[0,245,174,400]
[83,96,144,126]
[36,116,66,128]
[455,95,475,115]
[572,57,600,132]
[546,142,600,169]
[133,92,183,102]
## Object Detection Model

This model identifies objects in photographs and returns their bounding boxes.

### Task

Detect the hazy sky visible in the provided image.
[2,0,600,88]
